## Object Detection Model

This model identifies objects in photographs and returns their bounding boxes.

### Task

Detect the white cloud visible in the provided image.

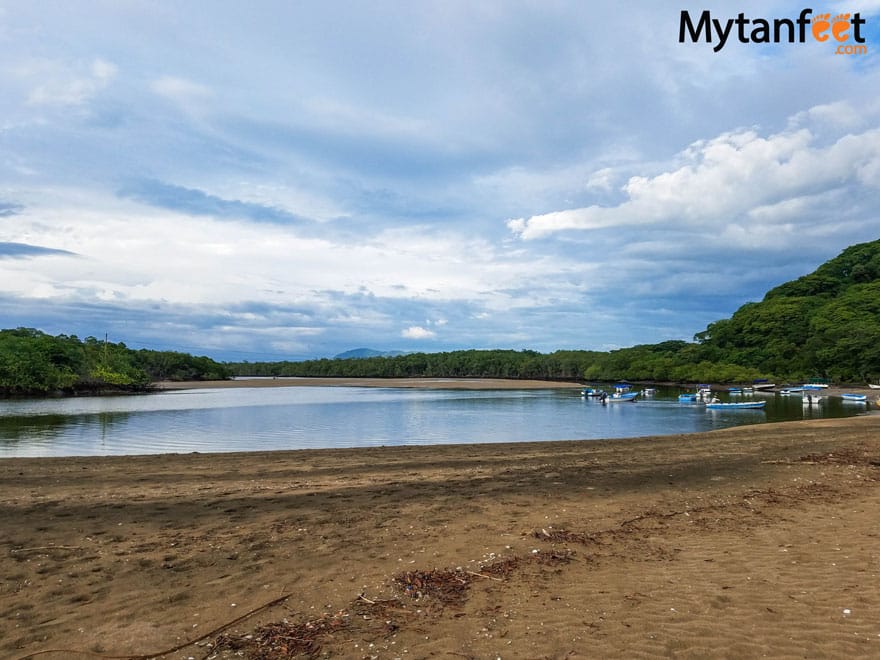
[509,112,880,241]
[401,326,436,339]
[788,101,865,130]
[23,58,117,106]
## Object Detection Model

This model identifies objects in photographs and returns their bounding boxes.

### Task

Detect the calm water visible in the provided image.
[0,385,869,457]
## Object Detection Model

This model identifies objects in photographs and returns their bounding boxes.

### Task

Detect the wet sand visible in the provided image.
[2,391,880,658]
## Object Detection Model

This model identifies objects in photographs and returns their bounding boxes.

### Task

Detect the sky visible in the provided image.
[1,1,879,361]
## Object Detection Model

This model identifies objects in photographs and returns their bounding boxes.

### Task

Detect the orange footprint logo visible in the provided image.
[812,13,831,41]
[832,13,851,41]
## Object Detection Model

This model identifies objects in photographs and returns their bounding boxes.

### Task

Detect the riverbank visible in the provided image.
[154,377,585,390]
[3,414,880,658]
[154,377,880,403]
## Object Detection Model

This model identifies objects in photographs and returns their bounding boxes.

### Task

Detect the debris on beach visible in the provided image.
[394,568,473,604]
[532,527,599,545]
[212,611,349,659]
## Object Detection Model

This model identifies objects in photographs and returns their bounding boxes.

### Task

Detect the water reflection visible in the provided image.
[0,385,869,458]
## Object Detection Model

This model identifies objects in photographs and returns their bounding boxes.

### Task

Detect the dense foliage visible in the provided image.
[0,328,232,396]
[228,342,766,385]
[695,239,880,381]
[231,239,880,384]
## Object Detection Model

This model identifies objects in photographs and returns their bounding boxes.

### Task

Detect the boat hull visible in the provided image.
[606,392,638,402]
[706,401,766,410]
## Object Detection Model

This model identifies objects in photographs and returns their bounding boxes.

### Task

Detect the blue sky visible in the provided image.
[1,1,879,361]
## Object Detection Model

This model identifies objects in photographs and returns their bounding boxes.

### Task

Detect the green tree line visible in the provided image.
[0,328,232,396]
[230,238,880,384]
[227,342,768,384]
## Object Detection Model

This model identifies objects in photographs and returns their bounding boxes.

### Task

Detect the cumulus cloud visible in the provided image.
[508,111,880,241]
[401,326,436,339]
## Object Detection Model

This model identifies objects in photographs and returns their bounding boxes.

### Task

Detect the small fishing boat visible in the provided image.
[706,400,766,410]
[779,387,804,395]
[678,393,697,402]
[605,391,638,403]
[841,393,867,403]
[802,393,823,405]
[728,387,743,395]
[869,384,880,390]
[641,388,656,396]
[581,387,604,397]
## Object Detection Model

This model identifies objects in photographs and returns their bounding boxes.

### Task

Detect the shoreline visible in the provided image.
[154,376,585,390]
[154,376,880,400]
[3,415,880,658]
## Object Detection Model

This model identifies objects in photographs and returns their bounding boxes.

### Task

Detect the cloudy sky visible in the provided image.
[1,1,879,361]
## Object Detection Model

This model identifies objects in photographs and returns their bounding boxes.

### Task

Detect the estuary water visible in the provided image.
[0,385,868,458]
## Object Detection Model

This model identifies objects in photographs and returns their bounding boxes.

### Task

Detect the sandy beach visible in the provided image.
[2,381,880,658]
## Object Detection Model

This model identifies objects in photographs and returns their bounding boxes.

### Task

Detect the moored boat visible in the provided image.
[841,393,867,403]
[605,391,638,402]
[751,381,776,391]
[706,400,766,410]
[678,393,697,402]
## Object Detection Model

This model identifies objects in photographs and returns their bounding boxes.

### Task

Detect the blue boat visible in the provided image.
[581,387,604,397]
[841,393,867,403]
[706,400,766,410]
[606,391,638,403]
[678,393,697,402]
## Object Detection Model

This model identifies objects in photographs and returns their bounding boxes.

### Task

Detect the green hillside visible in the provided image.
[694,239,880,381]
[232,238,880,384]
[0,328,232,396]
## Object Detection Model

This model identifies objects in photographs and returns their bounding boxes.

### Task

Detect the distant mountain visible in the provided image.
[333,348,407,359]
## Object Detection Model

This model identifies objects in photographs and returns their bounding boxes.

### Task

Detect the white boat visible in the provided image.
[802,393,823,405]
[706,400,766,410]
[751,382,776,391]
[841,393,867,403]
[869,384,880,390]
[581,387,604,398]
[780,387,804,395]
[605,391,638,402]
